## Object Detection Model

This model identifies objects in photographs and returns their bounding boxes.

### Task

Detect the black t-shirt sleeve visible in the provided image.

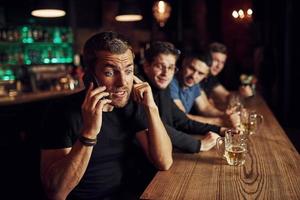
[171,100,220,134]
[131,103,148,134]
[165,125,201,153]
[201,76,221,96]
[40,100,75,149]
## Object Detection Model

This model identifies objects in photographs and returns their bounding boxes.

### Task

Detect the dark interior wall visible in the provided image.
[252,0,299,151]
[290,1,300,127]
[253,0,299,127]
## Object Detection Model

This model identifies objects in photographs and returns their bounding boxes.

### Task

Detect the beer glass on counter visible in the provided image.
[227,93,243,113]
[217,129,247,166]
[240,109,263,135]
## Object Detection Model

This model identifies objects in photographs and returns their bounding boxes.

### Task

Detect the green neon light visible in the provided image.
[43,58,50,63]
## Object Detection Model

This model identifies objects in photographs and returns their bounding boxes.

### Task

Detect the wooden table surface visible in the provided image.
[141,95,300,200]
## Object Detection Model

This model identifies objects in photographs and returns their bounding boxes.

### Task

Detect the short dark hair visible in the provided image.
[83,31,133,71]
[144,41,181,64]
[182,50,212,68]
[209,42,227,55]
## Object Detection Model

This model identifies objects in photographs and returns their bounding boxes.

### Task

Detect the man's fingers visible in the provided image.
[133,88,143,101]
[95,99,112,114]
[133,82,149,99]
[91,92,110,109]
[83,83,94,105]
[89,86,107,97]
[133,75,143,84]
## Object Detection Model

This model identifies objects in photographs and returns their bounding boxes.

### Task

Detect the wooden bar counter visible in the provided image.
[0,87,84,106]
[141,95,300,199]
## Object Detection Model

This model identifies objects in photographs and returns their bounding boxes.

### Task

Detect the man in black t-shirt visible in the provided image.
[40,32,172,200]
[201,42,229,104]
[201,42,253,104]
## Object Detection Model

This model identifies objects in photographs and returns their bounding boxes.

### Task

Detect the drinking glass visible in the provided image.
[217,129,248,166]
[240,109,264,135]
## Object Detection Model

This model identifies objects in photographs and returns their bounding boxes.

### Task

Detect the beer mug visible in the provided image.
[227,93,243,113]
[217,129,247,166]
[240,109,263,135]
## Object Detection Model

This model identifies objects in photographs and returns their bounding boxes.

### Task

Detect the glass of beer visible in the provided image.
[217,129,247,166]
[240,109,263,135]
[227,93,243,113]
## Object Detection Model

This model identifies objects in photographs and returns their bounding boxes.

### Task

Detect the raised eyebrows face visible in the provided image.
[94,49,134,108]
[181,58,209,88]
[210,52,227,76]
[143,53,177,89]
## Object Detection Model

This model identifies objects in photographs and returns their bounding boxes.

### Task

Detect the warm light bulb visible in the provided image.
[247,8,253,16]
[238,9,245,18]
[152,0,171,27]
[232,10,239,18]
[158,1,166,13]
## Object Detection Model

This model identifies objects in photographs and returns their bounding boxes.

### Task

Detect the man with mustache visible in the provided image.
[40,32,172,200]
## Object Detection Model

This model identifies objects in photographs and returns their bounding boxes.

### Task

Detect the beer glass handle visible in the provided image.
[216,137,225,159]
[257,114,263,126]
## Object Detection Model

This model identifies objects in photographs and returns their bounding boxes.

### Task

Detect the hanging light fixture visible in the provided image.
[31,0,66,18]
[115,0,143,22]
[152,0,171,27]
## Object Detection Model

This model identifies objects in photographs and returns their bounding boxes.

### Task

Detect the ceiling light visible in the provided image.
[115,0,143,22]
[31,0,66,18]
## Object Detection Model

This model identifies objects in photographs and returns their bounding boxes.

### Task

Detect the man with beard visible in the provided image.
[40,32,172,200]
[169,51,233,126]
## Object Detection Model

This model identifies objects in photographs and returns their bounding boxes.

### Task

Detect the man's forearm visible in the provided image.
[144,105,173,170]
[42,141,93,200]
[187,114,224,126]
[165,125,201,153]
[201,105,224,117]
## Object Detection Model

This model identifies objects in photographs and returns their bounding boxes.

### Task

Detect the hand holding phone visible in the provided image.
[83,70,113,112]
[83,70,112,101]
[132,75,156,108]
[81,83,112,138]
[83,70,100,88]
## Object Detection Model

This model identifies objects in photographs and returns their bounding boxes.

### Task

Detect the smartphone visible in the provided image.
[83,70,100,88]
[83,70,113,103]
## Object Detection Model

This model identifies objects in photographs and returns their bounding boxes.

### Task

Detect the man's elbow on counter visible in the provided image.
[156,158,173,171]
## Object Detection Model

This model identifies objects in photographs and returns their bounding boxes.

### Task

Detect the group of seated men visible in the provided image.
[40,31,254,200]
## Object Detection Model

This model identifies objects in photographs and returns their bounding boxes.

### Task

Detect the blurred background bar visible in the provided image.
[0,0,298,199]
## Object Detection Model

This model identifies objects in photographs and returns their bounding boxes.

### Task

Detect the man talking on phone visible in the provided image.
[40,31,172,200]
